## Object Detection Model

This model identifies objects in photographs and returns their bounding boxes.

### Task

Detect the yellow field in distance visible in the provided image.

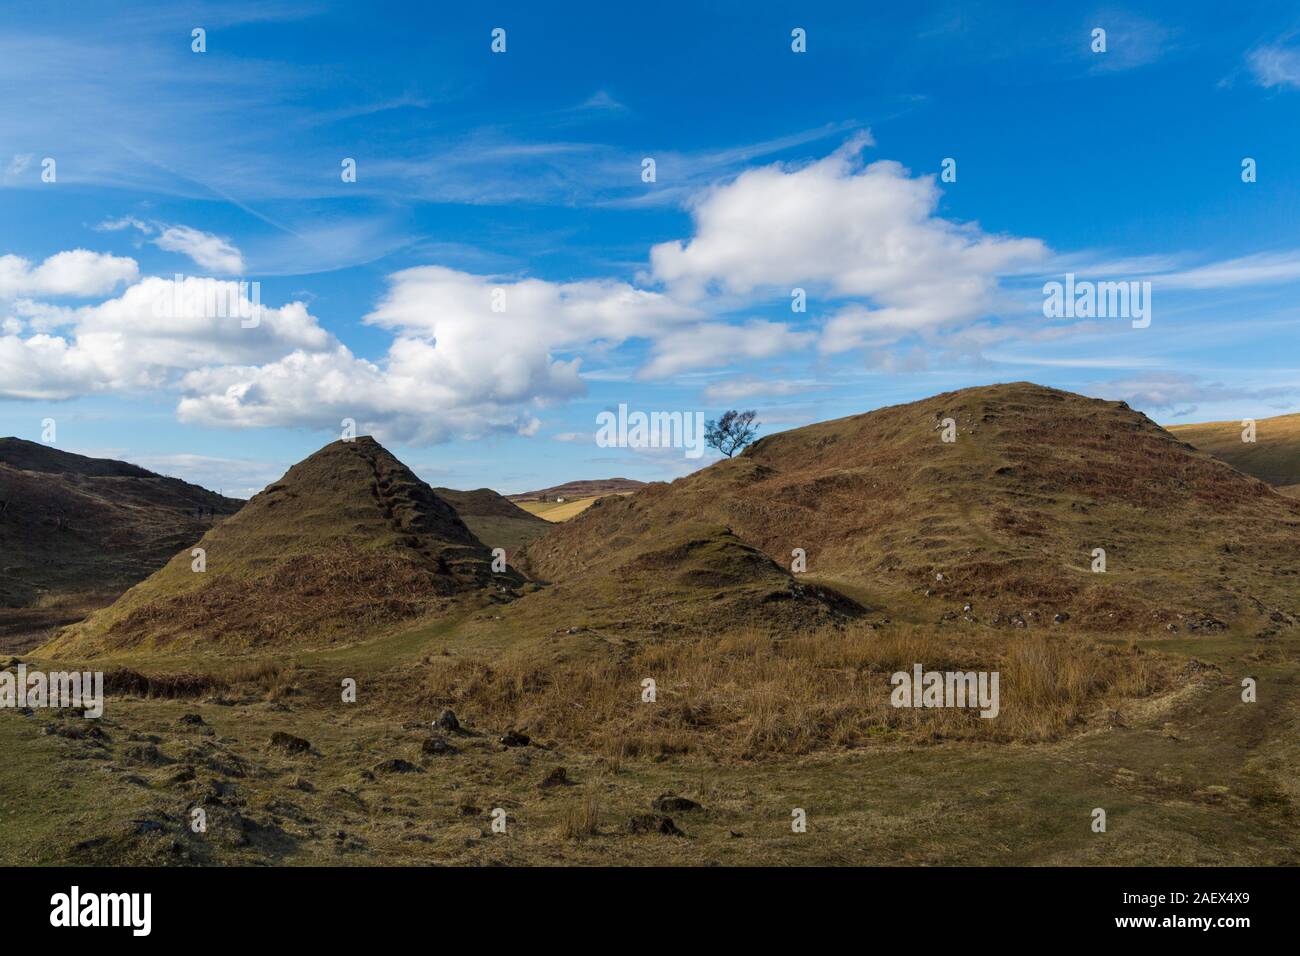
[515,492,634,522]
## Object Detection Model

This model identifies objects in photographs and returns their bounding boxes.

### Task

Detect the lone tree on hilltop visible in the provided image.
[705,409,760,458]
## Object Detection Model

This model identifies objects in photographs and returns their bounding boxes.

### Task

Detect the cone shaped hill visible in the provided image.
[45,437,521,656]
[0,438,241,648]
[519,382,1300,635]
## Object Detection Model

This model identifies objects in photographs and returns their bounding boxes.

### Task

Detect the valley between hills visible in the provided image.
[2,382,1298,866]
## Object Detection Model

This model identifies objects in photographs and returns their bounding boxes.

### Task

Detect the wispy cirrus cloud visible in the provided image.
[97,218,244,274]
[1247,42,1300,89]
[1090,372,1297,412]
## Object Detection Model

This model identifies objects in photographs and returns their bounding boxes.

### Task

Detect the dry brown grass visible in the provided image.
[557,793,602,839]
[419,623,1174,759]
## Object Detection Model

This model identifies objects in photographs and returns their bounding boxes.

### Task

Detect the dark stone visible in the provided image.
[539,767,570,789]
[373,758,421,774]
[434,709,460,732]
[421,737,457,757]
[179,713,206,726]
[499,729,530,748]
[652,793,701,813]
[269,732,311,754]
[628,813,684,837]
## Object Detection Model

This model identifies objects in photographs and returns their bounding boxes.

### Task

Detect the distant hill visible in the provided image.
[1167,412,1300,498]
[507,478,646,502]
[519,383,1300,634]
[46,437,520,656]
[432,487,551,554]
[508,477,648,523]
[0,438,241,648]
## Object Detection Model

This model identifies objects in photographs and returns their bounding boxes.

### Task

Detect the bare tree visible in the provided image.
[705,409,760,458]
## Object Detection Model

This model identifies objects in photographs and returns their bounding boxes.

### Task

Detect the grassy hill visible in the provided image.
[432,486,551,554]
[510,478,647,522]
[1168,411,1300,498]
[520,382,1300,635]
[7,384,1300,866]
[507,477,646,502]
[44,437,521,657]
[0,438,242,650]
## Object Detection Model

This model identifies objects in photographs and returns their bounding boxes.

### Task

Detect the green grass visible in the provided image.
[4,617,1297,865]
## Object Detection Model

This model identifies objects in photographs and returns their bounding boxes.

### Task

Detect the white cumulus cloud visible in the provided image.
[647,136,1046,353]
[0,249,138,298]
[0,275,327,400]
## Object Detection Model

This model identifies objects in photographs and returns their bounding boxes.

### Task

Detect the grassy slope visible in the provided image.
[0,439,243,651]
[522,382,1300,635]
[7,384,1299,866]
[43,438,516,657]
[432,487,551,554]
[1168,411,1300,495]
[4,613,1295,866]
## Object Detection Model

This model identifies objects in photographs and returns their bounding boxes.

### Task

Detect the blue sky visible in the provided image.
[2,0,1299,496]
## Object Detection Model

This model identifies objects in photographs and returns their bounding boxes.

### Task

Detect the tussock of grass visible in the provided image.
[558,793,602,839]
[420,623,1174,759]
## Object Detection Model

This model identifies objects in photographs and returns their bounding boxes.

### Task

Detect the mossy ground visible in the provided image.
[4,606,1296,866]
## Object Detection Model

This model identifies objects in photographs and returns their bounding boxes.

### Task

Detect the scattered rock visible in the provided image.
[373,758,421,774]
[269,732,311,755]
[421,737,457,757]
[652,793,701,813]
[539,767,570,789]
[628,813,684,837]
